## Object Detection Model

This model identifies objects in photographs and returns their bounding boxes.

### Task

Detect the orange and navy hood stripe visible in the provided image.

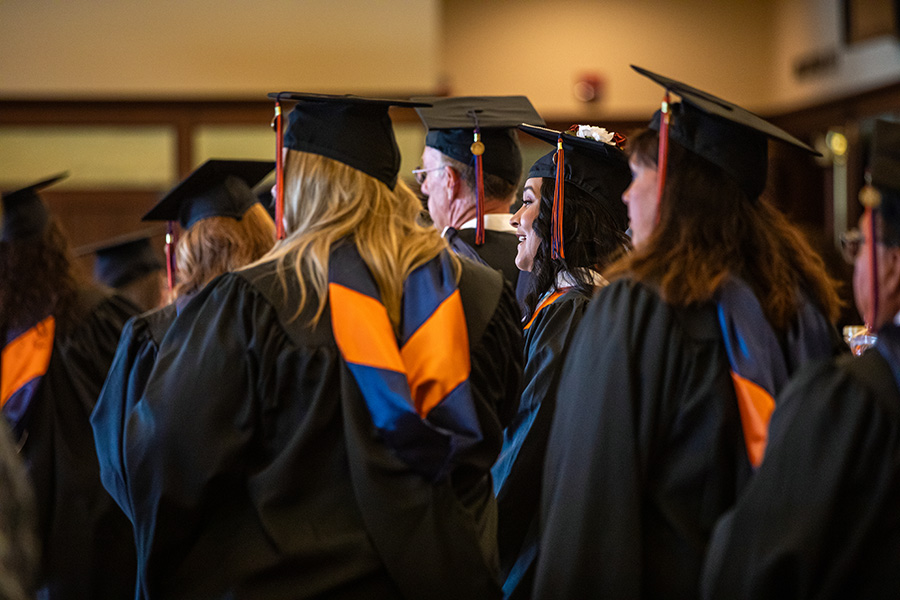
[716,277,832,468]
[2,315,55,432]
[523,289,568,331]
[329,244,481,481]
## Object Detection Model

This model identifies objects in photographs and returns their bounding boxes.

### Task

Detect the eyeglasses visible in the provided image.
[840,228,865,264]
[411,165,446,186]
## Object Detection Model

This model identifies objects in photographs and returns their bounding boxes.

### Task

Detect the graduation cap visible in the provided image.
[142,159,273,290]
[142,159,274,229]
[1,173,68,242]
[870,119,900,196]
[413,96,545,245]
[75,229,164,289]
[520,124,631,258]
[268,92,430,239]
[632,65,818,200]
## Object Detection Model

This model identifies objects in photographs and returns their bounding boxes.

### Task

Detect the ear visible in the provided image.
[444,165,461,200]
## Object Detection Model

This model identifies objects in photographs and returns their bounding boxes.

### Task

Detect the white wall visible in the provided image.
[0,0,441,98]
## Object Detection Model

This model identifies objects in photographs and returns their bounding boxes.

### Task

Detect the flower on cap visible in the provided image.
[574,125,615,144]
[565,124,627,149]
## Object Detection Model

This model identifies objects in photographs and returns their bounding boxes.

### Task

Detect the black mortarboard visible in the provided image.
[633,65,818,198]
[1,173,68,242]
[861,119,900,249]
[142,159,274,229]
[413,96,544,185]
[76,229,164,289]
[871,119,900,195]
[269,92,430,190]
[521,124,631,235]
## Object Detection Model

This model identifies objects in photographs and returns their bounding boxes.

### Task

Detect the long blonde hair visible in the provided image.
[175,202,275,297]
[258,150,453,328]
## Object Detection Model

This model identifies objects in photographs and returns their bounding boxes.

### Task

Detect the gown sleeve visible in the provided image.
[55,293,138,415]
[494,292,588,492]
[91,314,162,522]
[494,292,589,595]
[702,351,900,600]
[123,274,279,592]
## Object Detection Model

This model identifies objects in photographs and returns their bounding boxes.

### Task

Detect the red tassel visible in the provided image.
[656,92,671,224]
[473,128,485,246]
[867,205,879,329]
[273,99,285,241]
[164,221,177,291]
[551,135,565,259]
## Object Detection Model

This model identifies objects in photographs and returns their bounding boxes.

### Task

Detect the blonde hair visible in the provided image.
[257,150,454,329]
[174,202,275,297]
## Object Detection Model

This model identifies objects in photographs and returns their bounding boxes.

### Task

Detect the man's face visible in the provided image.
[420,146,451,230]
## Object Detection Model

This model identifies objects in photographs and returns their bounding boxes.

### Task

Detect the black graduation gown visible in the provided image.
[17,287,138,599]
[0,421,38,600]
[445,228,531,308]
[492,288,591,599]
[121,257,523,599]
[91,302,178,521]
[534,278,835,599]
[702,327,900,600]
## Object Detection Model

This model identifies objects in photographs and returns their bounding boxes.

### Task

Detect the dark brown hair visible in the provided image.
[606,128,842,330]
[0,220,82,334]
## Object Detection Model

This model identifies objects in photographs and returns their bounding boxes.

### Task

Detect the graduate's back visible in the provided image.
[119,94,523,599]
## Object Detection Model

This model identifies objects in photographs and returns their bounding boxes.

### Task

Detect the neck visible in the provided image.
[449,194,512,229]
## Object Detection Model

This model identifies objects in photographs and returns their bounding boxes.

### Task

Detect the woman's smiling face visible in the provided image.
[511,177,543,272]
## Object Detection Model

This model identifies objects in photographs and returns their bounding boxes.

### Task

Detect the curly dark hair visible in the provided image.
[523,178,631,320]
[0,220,81,335]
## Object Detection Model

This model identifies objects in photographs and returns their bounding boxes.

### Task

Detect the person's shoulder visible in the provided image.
[454,227,517,247]
[135,303,179,345]
[589,276,663,317]
[63,284,138,336]
[457,254,505,291]
[775,350,899,432]
[558,286,593,306]
[590,277,720,342]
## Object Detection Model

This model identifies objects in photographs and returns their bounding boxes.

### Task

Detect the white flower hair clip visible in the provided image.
[565,124,626,149]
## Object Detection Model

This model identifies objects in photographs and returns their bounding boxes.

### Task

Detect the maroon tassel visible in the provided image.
[551,135,565,259]
[868,205,878,329]
[656,92,671,224]
[473,127,485,245]
[164,221,177,291]
[273,98,285,240]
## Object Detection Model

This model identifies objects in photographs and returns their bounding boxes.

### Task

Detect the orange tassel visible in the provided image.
[551,135,565,259]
